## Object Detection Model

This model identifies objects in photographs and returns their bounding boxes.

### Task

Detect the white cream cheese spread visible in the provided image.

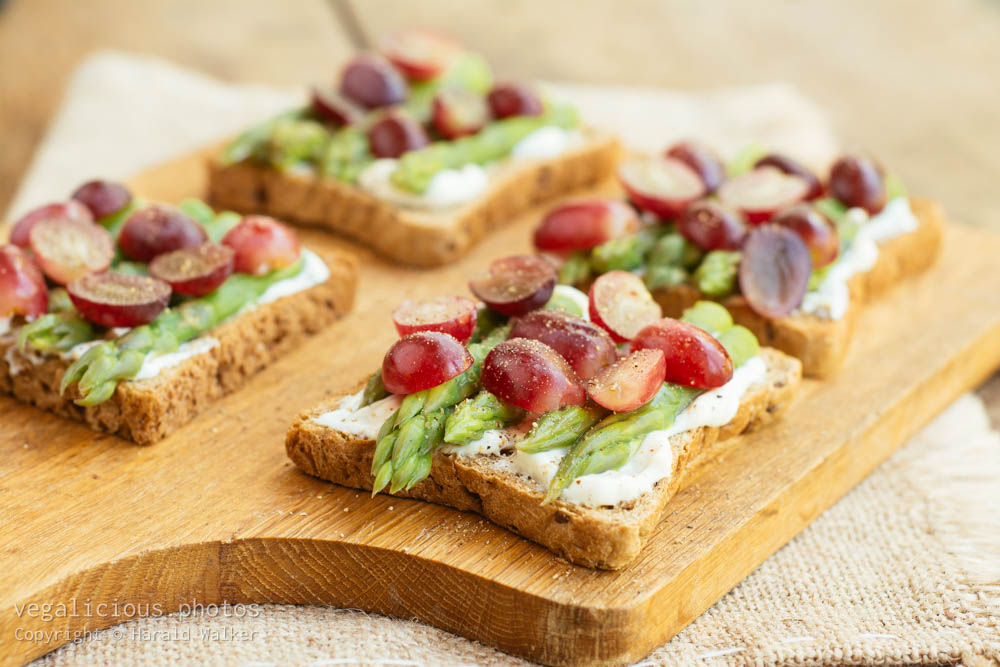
[0,317,11,337]
[359,159,488,210]
[510,126,580,160]
[799,197,918,320]
[357,126,579,210]
[313,390,402,438]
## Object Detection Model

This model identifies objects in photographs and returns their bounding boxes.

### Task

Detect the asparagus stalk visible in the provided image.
[58,258,305,406]
[516,405,605,453]
[360,369,388,407]
[542,384,699,504]
[444,391,524,445]
[370,322,511,494]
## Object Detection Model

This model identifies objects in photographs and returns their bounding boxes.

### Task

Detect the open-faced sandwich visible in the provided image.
[208,28,619,267]
[533,144,943,377]
[1,180,356,444]
[286,254,801,569]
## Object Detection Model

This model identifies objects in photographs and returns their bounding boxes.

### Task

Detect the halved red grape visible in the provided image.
[755,153,823,199]
[487,82,543,119]
[772,203,839,268]
[340,53,408,109]
[481,338,585,412]
[392,296,478,343]
[432,88,489,139]
[587,348,666,412]
[0,245,48,318]
[666,140,725,193]
[367,111,430,159]
[380,28,461,81]
[588,271,662,343]
[717,166,810,224]
[10,200,93,248]
[71,180,132,219]
[618,156,706,219]
[148,242,235,297]
[68,273,171,328]
[509,309,617,380]
[311,87,364,126]
[634,318,733,389]
[738,225,812,319]
[469,255,556,317]
[381,331,473,395]
[118,205,207,262]
[533,199,640,252]
[222,215,300,276]
[829,155,886,214]
[29,218,114,285]
[677,200,748,251]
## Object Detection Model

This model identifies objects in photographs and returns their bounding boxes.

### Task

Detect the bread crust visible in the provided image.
[286,348,802,569]
[650,197,944,378]
[1,249,357,445]
[207,130,621,267]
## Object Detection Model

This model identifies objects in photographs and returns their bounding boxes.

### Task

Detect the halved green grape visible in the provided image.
[681,301,733,336]
[693,250,741,298]
[716,325,760,368]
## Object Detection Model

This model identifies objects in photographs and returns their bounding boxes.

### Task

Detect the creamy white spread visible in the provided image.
[359,159,488,210]
[799,197,917,320]
[510,127,580,160]
[313,390,402,438]
[357,125,578,210]
[7,249,330,382]
[0,317,11,336]
[316,355,767,508]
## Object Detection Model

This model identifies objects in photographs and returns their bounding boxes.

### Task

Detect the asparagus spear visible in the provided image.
[516,405,605,453]
[17,312,94,354]
[542,384,699,504]
[557,251,591,286]
[589,230,656,273]
[370,322,511,494]
[58,258,305,406]
[360,369,388,407]
[444,391,524,445]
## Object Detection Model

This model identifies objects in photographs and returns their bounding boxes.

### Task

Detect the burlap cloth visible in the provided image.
[15,53,999,666]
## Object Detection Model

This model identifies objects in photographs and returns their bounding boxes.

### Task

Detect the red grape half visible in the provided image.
[755,153,823,199]
[509,309,617,380]
[148,242,235,297]
[68,273,171,328]
[222,216,300,276]
[738,224,812,319]
[633,318,733,389]
[533,199,640,252]
[29,218,114,285]
[380,28,461,81]
[588,271,662,343]
[487,82,543,119]
[587,348,666,412]
[118,205,207,262]
[481,338,585,412]
[677,200,748,251]
[717,166,810,224]
[829,155,886,214]
[367,111,430,158]
[772,203,839,268]
[392,296,478,343]
[340,53,408,109]
[10,201,93,249]
[618,156,706,219]
[0,245,48,318]
[71,180,132,219]
[432,88,489,140]
[468,255,556,317]
[665,140,725,193]
[381,331,473,395]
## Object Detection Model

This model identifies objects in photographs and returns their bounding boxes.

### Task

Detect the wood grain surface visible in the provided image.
[1,146,999,666]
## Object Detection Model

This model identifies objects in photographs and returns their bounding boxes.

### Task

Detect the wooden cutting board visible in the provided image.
[3,147,1000,667]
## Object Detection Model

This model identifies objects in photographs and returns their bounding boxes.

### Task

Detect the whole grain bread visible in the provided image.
[207,129,620,267]
[650,197,944,378]
[286,347,801,569]
[0,249,357,445]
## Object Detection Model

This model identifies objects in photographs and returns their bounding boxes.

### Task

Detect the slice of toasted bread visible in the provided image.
[207,129,620,267]
[0,249,357,445]
[651,197,944,378]
[286,347,801,569]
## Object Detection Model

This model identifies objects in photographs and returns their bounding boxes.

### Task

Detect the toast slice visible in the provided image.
[207,129,620,267]
[1,248,357,445]
[286,347,801,569]
[650,197,944,378]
